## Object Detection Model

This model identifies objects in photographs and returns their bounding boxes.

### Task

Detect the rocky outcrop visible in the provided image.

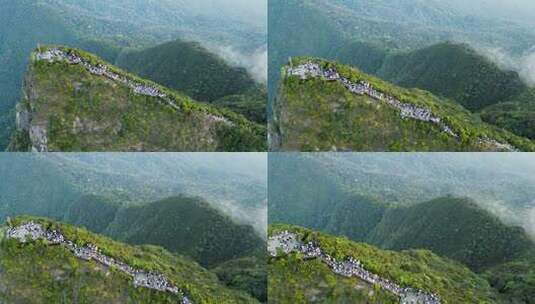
[284,61,520,152]
[7,221,193,304]
[270,231,441,304]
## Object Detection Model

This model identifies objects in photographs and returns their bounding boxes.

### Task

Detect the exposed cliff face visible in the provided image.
[8,46,266,152]
[270,57,535,152]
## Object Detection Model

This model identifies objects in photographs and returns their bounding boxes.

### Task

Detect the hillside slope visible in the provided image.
[480,88,535,140]
[104,196,266,268]
[8,46,266,152]
[271,57,534,151]
[117,40,267,121]
[268,224,499,303]
[0,216,259,304]
[366,197,534,272]
[376,43,527,111]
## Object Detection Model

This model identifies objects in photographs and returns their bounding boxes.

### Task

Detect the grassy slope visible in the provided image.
[273,57,534,151]
[12,46,266,152]
[0,216,258,304]
[269,224,499,303]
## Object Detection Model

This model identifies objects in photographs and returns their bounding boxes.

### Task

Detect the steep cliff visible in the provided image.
[8,46,266,152]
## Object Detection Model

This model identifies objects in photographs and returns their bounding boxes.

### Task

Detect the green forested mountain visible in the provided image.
[483,255,535,304]
[116,39,267,123]
[332,41,530,114]
[63,195,119,233]
[269,225,500,303]
[105,196,265,268]
[0,154,267,301]
[0,0,266,150]
[269,153,535,303]
[213,257,268,302]
[481,88,535,139]
[366,197,533,272]
[269,0,535,93]
[0,216,259,304]
[269,0,535,143]
[0,153,267,220]
[375,43,528,111]
[271,57,534,151]
[8,46,265,152]
[269,153,535,235]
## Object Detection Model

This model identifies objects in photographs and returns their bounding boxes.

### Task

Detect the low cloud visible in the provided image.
[476,198,535,240]
[212,199,267,239]
[215,45,268,84]
[477,46,535,86]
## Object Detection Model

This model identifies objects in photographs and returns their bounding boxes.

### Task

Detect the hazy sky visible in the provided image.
[447,0,535,25]
[187,0,267,28]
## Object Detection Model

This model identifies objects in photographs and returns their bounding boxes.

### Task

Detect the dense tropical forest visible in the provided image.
[0,153,268,302]
[0,0,267,151]
[269,0,535,150]
[269,153,535,303]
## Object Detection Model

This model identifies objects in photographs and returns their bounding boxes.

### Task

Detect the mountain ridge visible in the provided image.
[268,224,500,303]
[0,215,259,303]
[271,57,535,151]
[8,46,266,152]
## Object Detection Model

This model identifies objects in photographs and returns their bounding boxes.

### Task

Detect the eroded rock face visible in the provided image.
[29,125,48,152]
[15,104,30,131]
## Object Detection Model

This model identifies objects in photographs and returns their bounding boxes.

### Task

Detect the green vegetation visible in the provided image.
[269,1,535,144]
[0,0,266,151]
[0,216,259,303]
[116,40,262,102]
[8,46,266,152]
[105,196,265,268]
[213,257,268,302]
[213,94,267,124]
[481,88,535,140]
[367,197,533,272]
[63,195,119,233]
[268,153,535,303]
[483,255,535,304]
[0,154,267,302]
[272,57,534,151]
[269,224,500,303]
[376,43,527,111]
[116,39,267,124]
